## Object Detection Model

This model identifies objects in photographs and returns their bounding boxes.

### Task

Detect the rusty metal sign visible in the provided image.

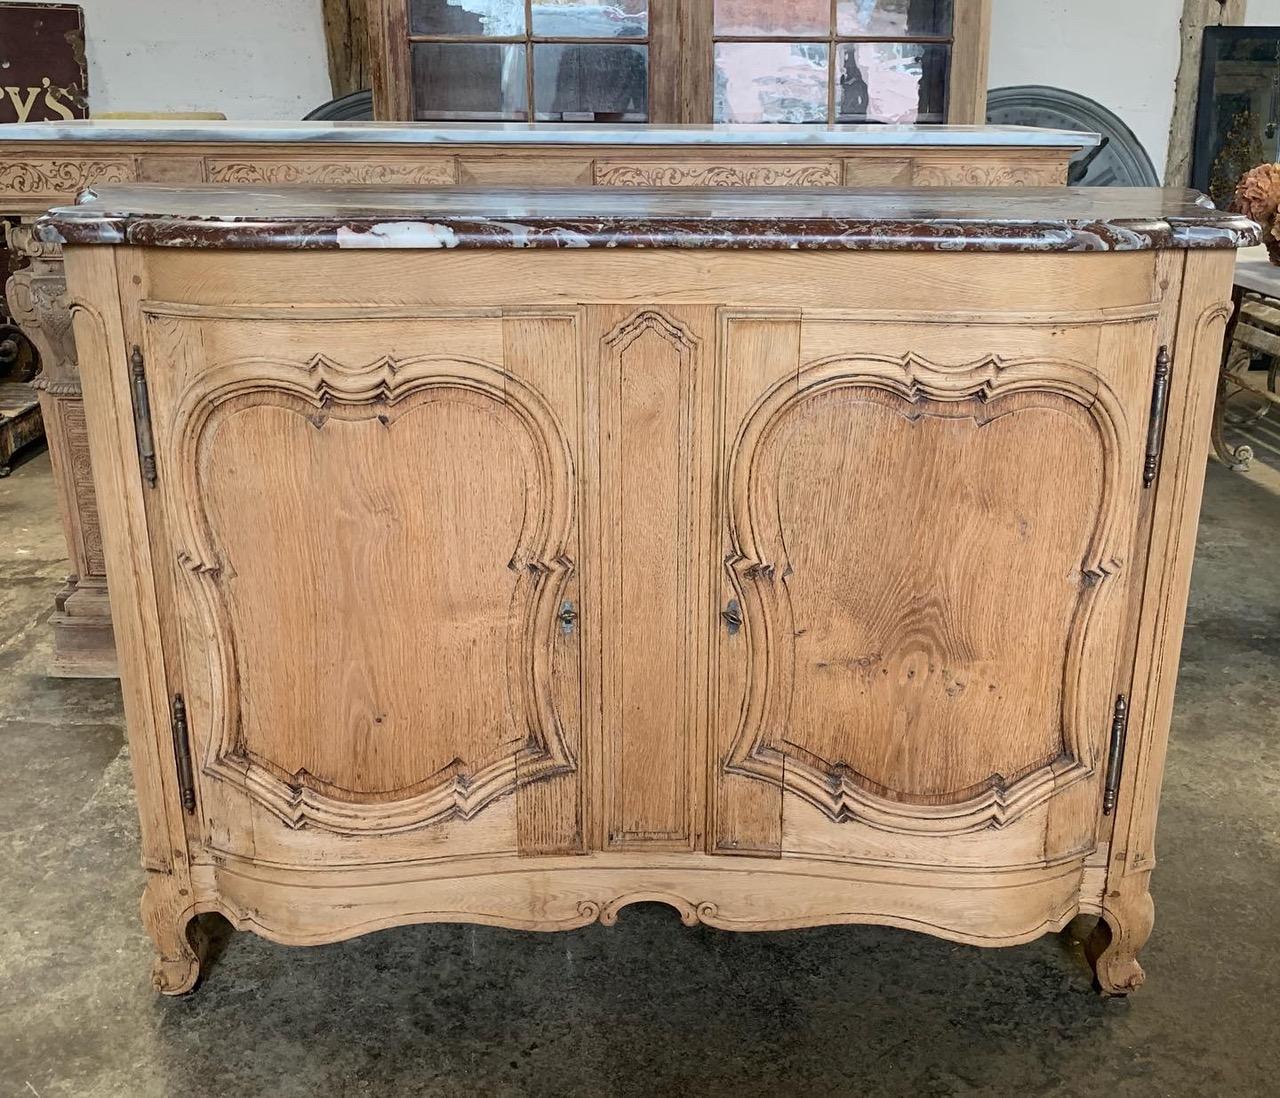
[0,3,87,122]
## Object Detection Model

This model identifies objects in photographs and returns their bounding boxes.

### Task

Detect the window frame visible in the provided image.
[370,0,991,126]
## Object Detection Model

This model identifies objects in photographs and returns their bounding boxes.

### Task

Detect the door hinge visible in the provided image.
[1142,345,1172,489]
[170,693,196,815]
[1102,694,1130,816]
[129,345,158,488]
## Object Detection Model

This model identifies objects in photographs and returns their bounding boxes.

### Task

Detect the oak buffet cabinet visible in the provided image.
[40,184,1255,996]
[0,119,1097,677]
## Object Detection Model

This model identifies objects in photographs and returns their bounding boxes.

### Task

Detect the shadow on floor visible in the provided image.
[1,454,1276,1097]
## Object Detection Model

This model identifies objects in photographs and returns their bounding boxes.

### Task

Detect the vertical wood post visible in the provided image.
[1165,0,1245,187]
[322,0,371,100]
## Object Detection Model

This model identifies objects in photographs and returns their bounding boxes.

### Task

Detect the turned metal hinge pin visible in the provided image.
[1103,694,1130,816]
[171,693,196,815]
[1142,345,1172,489]
[129,345,158,488]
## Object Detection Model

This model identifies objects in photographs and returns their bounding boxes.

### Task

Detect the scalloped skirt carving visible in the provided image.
[184,854,1090,965]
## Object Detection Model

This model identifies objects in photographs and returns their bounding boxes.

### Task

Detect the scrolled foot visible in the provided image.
[152,947,201,996]
[141,877,205,996]
[1086,892,1155,997]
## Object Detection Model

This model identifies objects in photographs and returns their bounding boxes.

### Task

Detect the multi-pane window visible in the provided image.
[376,0,988,126]
[713,1,953,124]
[408,0,650,121]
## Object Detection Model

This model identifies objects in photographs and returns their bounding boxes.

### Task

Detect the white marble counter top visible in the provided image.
[0,120,1100,149]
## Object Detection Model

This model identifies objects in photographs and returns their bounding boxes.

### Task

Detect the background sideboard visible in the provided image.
[2,128,1090,675]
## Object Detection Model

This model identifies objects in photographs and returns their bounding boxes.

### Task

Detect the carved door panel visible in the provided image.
[143,310,583,861]
[593,306,715,852]
[713,314,1156,860]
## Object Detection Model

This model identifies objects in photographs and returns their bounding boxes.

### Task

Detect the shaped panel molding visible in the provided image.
[722,352,1131,834]
[167,351,577,835]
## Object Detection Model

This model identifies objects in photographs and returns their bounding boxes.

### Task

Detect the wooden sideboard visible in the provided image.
[42,184,1256,995]
[1,120,1098,677]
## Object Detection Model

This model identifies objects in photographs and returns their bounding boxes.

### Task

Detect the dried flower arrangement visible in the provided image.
[1233,162,1280,264]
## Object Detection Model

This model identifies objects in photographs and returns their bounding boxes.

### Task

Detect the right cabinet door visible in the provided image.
[713,313,1157,860]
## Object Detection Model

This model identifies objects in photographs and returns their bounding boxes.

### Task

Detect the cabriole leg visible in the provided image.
[1086,886,1155,996]
[140,874,204,995]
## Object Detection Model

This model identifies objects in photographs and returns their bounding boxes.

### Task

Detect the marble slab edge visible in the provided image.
[36,214,1263,253]
[0,121,1104,149]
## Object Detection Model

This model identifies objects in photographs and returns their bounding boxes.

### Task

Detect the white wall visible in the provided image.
[78,0,332,120]
[70,1,1280,147]
[991,0,1280,178]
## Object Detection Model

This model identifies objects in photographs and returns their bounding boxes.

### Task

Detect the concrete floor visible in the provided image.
[0,444,1277,1098]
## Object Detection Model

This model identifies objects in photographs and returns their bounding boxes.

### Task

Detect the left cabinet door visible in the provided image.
[143,309,585,861]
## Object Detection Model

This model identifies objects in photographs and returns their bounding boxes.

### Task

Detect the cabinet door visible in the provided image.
[145,310,583,857]
[713,314,1153,856]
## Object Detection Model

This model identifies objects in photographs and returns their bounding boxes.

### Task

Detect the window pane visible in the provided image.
[713,0,829,36]
[531,0,648,38]
[836,42,949,123]
[836,0,953,37]
[412,42,528,120]
[534,43,648,120]
[409,0,526,36]
[714,42,829,123]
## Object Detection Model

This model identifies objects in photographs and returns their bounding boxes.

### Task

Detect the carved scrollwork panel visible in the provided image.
[593,160,842,187]
[722,352,1133,834]
[0,157,134,199]
[166,350,578,835]
[206,158,459,186]
[912,162,1068,187]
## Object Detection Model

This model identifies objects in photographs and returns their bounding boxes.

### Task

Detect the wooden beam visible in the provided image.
[322,0,371,100]
[369,0,411,119]
[1165,0,1245,186]
[948,0,993,126]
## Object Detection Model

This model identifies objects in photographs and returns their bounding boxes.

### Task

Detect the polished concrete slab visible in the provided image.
[1,447,1277,1097]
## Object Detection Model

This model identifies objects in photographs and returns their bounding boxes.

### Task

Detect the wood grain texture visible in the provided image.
[190,851,1090,947]
[711,312,798,857]
[1092,249,1236,994]
[322,0,370,99]
[720,339,1143,837]
[57,241,1234,996]
[65,246,202,992]
[948,0,993,126]
[146,313,580,837]
[2,135,1080,678]
[597,307,707,851]
[368,0,411,120]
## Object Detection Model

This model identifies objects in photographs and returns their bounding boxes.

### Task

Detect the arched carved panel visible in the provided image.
[598,308,702,849]
[723,352,1131,834]
[167,352,577,835]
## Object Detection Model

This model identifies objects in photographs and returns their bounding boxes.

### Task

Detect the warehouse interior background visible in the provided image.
[1,2,1278,1096]
[69,0,1280,176]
